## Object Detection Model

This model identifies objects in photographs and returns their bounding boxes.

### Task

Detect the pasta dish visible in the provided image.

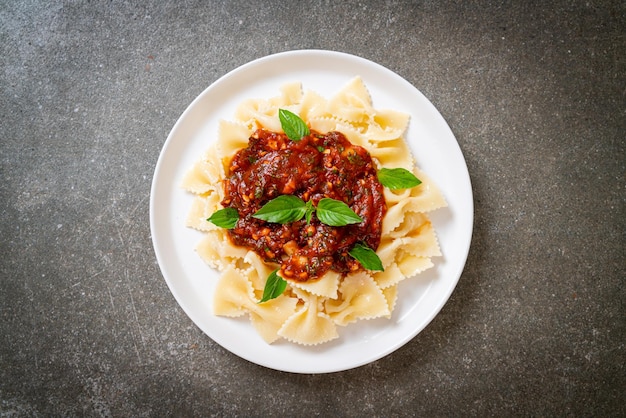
[182,77,446,345]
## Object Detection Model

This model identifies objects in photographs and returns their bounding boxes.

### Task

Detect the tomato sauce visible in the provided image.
[222,128,386,282]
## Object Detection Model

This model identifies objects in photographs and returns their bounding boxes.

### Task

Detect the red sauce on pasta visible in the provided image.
[222,129,386,282]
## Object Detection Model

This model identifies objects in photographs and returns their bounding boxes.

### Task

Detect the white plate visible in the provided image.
[150,50,473,374]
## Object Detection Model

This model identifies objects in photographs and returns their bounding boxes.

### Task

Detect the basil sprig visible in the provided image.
[207,207,239,229]
[259,269,287,303]
[348,243,384,271]
[377,167,421,190]
[252,196,362,227]
[279,109,310,141]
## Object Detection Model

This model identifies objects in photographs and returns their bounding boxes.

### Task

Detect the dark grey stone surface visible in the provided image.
[1,1,624,416]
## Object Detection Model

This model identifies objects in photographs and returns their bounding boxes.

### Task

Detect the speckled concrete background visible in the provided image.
[1,1,624,416]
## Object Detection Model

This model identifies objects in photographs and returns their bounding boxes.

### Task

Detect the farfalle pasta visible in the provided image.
[182,77,446,345]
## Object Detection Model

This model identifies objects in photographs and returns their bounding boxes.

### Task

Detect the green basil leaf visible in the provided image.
[279,108,310,141]
[348,243,384,271]
[207,207,239,229]
[316,198,362,226]
[378,167,422,190]
[259,269,287,303]
[252,195,307,224]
